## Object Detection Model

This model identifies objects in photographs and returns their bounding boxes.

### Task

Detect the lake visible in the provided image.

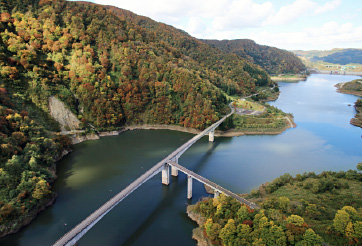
[1,74,361,245]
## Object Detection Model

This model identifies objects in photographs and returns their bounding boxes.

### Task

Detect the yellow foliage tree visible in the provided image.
[32,178,51,200]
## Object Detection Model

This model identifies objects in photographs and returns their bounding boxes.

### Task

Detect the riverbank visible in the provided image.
[68,98,295,144]
[187,203,212,246]
[0,193,57,238]
[350,104,362,128]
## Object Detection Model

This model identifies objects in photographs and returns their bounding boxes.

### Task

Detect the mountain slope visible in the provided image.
[0,0,272,235]
[1,0,272,130]
[105,5,272,92]
[202,39,306,74]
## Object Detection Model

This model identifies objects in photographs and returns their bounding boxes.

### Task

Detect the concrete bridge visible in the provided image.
[53,105,257,246]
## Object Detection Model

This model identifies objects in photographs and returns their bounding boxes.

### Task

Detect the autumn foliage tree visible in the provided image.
[332,206,362,244]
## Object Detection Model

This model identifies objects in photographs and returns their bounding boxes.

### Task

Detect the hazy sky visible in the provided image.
[73,0,362,51]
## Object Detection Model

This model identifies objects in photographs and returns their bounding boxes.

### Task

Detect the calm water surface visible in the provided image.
[1,74,362,245]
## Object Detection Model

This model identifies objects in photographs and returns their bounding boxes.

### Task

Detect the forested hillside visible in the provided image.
[0,0,271,131]
[0,0,272,235]
[0,86,70,236]
[202,39,306,74]
[105,6,271,96]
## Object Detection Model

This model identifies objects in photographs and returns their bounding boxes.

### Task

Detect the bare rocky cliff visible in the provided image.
[48,96,81,132]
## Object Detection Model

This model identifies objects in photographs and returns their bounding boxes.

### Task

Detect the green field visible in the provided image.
[234,99,265,112]
[232,115,287,132]
[338,79,362,97]
[227,101,291,133]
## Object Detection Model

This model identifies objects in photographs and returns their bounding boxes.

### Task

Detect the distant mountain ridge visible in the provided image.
[201,39,306,74]
[293,49,362,65]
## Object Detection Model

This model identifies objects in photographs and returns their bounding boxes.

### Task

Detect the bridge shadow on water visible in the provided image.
[120,140,223,246]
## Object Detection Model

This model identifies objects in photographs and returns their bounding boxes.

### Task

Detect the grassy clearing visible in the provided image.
[232,115,286,132]
[230,102,291,133]
[234,99,265,111]
[222,85,279,104]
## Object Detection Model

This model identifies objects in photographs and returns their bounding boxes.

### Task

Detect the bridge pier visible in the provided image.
[187,175,192,199]
[162,164,170,185]
[171,166,178,177]
[171,157,179,177]
[209,130,214,142]
[214,190,220,199]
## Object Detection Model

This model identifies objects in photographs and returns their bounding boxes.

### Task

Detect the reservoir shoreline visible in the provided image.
[70,114,296,145]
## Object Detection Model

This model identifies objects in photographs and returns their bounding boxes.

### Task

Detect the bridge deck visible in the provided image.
[168,162,259,209]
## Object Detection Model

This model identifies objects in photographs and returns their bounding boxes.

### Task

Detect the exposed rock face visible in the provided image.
[187,205,213,246]
[70,133,100,145]
[204,184,215,194]
[48,96,81,132]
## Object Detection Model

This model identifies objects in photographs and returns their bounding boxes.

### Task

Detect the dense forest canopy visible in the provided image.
[202,39,307,75]
[104,6,272,94]
[0,0,273,235]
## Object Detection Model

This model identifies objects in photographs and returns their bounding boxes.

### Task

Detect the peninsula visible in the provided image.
[336,79,362,128]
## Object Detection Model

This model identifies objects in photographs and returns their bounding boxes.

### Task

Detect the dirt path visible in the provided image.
[284,116,294,128]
